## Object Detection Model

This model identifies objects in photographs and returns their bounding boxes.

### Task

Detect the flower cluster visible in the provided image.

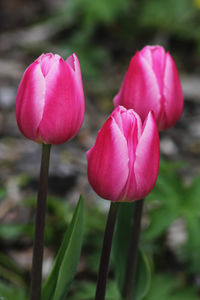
[87,45,183,201]
[16,45,183,202]
[16,45,184,300]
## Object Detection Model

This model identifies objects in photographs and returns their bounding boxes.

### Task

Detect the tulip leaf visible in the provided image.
[112,202,151,300]
[145,273,199,300]
[134,250,151,300]
[42,195,84,300]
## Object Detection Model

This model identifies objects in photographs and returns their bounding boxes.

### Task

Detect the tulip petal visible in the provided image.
[162,53,184,130]
[114,52,162,123]
[87,117,129,201]
[119,122,138,201]
[111,106,143,140]
[127,112,159,200]
[141,46,166,90]
[38,53,58,77]
[39,56,85,144]
[16,61,45,141]
[66,54,75,71]
[67,53,85,107]
[121,109,143,142]
[108,106,144,201]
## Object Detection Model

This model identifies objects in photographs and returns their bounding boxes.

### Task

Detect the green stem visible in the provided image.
[30,144,51,300]
[122,198,145,300]
[95,202,119,300]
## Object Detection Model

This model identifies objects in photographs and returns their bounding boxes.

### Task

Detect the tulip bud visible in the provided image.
[16,53,85,144]
[87,106,159,202]
[114,45,184,131]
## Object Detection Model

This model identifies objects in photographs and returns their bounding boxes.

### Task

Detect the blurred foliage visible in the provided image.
[42,0,200,78]
[145,160,200,274]
[145,273,199,300]
[113,203,151,299]
[1,160,200,299]
[139,0,197,35]
[42,196,84,300]
[0,281,27,300]
[70,280,121,300]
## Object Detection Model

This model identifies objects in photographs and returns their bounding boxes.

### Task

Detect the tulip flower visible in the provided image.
[114,45,184,131]
[16,53,85,144]
[87,106,159,202]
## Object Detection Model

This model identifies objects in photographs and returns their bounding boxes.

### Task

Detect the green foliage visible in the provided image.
[145,160,200,273]
[145,161,184,240]
[139,0,196,34]
[0,281,27,300]
[23,196,72,245]
[135,251,151,300]
[0,253,25,286]
[144,274,198,300]
[70,281,96,300]
[1,159,200,298]
[113,203,151,300]
[112,203,135,291]
[70,280,121,300]
[42,195,84,300]
[52,0,200,78]
[0,224,33,240]
[61,0,129,28]
[0,187,7,201]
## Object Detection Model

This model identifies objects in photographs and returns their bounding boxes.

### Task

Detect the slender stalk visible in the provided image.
[95,202,119,300]
[122,198,145,300]
[30,144,51,300]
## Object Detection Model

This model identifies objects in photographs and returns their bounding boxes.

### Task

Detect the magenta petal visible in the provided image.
[119,123,138,201]
[121,109,143,141]
[115,53,162,123]
[162,53,184,130]
[16,61,45,141]
[150,47,166,88]
[129,112,159,200]
[141,46,166,88]
[67,53,85,104]
[111,106,125,130]
[39,56,85,144]
[87,117,129,201]
[38,53,59,77]
[66,54,75,71]
[140,46,153,65]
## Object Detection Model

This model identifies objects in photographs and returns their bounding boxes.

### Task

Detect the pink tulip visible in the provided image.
[114,45,184,131]
[16,53,85,144]
[87,106,159,202]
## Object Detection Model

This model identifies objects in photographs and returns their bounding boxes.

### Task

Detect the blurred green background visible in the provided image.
[1,0,200,299]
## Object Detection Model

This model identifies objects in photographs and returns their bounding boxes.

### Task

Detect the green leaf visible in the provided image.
[0,224,33,240]
[143,207,178,240]
[0,281,27,300]
[70,281,96,300]
[134,250,151,300]
[185,176,200,212]
[70,280,121,300]
[139,0,195,36]
[105,280,121,300]
[112,202,151,300]
[42,195,84,300]
[181,212,200,272]
[112,203,134,291]
[147,161,184,212]
[145,274,199,300]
